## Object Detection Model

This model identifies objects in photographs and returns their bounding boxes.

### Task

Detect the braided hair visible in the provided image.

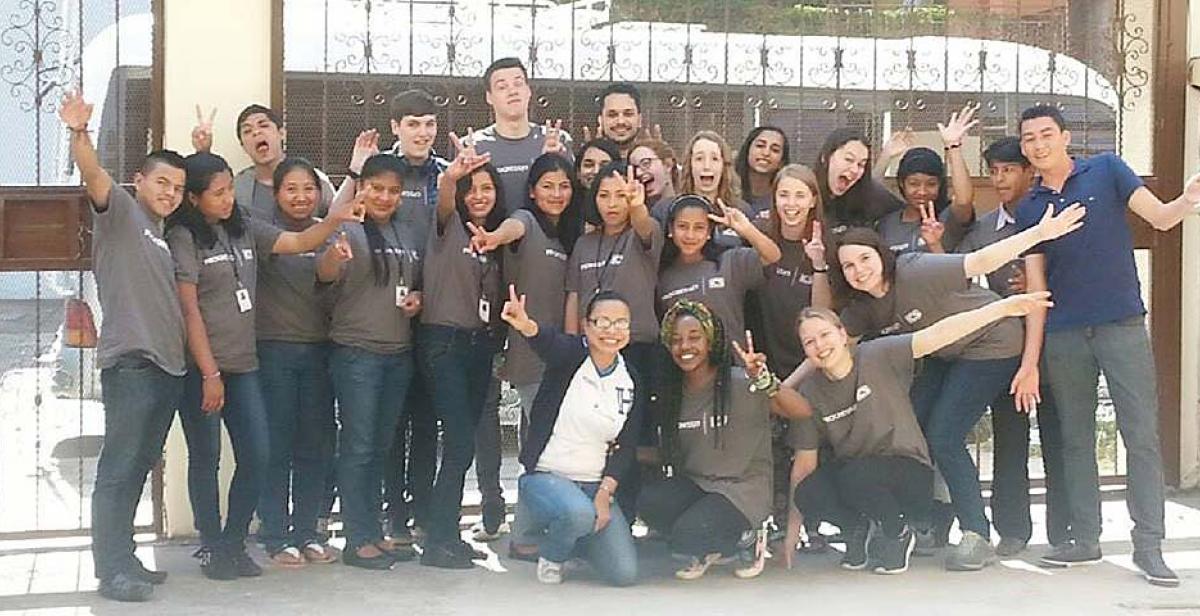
[658,299,732,467]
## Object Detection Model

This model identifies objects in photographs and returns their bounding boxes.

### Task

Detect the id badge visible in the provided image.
[477,297,491,323]
[235,288,253,313]
[395,284,409,307]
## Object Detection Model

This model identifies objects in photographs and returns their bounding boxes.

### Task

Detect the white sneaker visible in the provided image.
[471,521,510,542]
[674,553,722,581]
[536,557,563,584]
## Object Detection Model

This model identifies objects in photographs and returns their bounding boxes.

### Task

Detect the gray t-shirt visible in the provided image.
[677,369,773,525]
[92,188,186,375]
[255,217,328,344]
[876,207,969,255]
[756,235,815,374]
[795,334,931,467]
[657,247,764,354]
[167,216,282,373]
[566,223,664,344]
[421,210,503,329]
[235,166,335,220]
[839,253,1023,361]
[471,123,574,215]
[504,209,569,386]
[323,220,423,354]
[956,207,1021,297]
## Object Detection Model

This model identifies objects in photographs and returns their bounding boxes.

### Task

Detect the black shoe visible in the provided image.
[377,542,416,562]
[450,539,488,561]
[840,525,870,570]
[482,499,507,535]
[420,543,475,570]
[230,548,263,577]
[389,525,415,547]
[127,557,168,585]
[872,526,916,575]
[194,546,237,581]
[1132,550,1179,587]
[98,571,153,602]
[1039,541,1102,568]
[343,547,396,571]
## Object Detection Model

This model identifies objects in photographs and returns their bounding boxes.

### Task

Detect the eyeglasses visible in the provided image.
[587,317,631,332]
[632,156,661,171]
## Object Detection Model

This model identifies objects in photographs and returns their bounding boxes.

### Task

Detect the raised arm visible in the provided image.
[620,165,657,243]
[1128,173,1200,231]
[270,194,363,254]
[806,221,833,309]
[316,230,354,283]
[733,332,812,420]
[874,128,914,180]
[331,129,381,213]
[60,92,113,207]
[962,203,1084,278]
[938,104,978,222]
[468,216,527,254]
[436,130,491,228]
[911,291,1052,359]
[714,200,782,265]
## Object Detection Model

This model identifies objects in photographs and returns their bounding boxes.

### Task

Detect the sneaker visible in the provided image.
[450,539,489,561]
[944,531,996,571]
[98,572,153,602]
[840,525,871,571]
[231,548,263,577]
[1132,550,1179,588]
[194,546,237,581]
[912,528,942,557]
[734,529,768,579]
[482,500,508,537]
[420,542,475,570]
[1039,541,1102,568]
[536,557,564,584]
[471,520,510,543]
[127,557,168,585]
[675,553,722,580]
[995,537,1028,558]
[872,526,916,575]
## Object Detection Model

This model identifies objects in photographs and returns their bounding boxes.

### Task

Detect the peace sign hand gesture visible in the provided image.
[917,202,945,249]
[541,119,565,155]
[803,220,827,269]
[500,284,538,337]
[938,103,980,148]
[581,122,604,143]
[731,330,769,380]
[191,105,217,153]
[612,165,647,212]
[708,199,752,236]
[349,129,380,175]
[446,129,492,181]
[467,221,502,254]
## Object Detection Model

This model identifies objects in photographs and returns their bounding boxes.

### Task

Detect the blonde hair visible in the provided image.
[796,306,844,333]
[680,130,740,205]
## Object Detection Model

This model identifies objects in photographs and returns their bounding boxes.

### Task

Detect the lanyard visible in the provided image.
[593,228,632,294]
[214,226,245,288]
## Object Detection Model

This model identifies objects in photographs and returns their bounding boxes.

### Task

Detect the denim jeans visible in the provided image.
[419,324,501,545]
[511,382,541,547]
[910,355,1020,538]
[256,341,335,551]
[330,344,414,548]
[473,374,506,531]
[92,355,182,579]
[384,367,437,534]
[518,472,638,586]
[1043,315,1165,551]
[179,369,270,550]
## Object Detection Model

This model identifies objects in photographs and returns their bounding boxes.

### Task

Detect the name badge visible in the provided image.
[478,297,491,323]
[235,288,253,313]
[395,284,409,307]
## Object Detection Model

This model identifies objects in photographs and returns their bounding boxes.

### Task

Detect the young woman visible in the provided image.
[876,105,979,254]
[501,286,643,586]
[255,158,339,568]
[638,300,809,580]
[316,153,425,570]
[668,132,750,247]
[828,203,1084,571]
[166,152,356,580]
[629,137,678,212]
[735,126,790,218]
[656,195,781,359]
[418,136,507,569]
[575,138,620,191]
[814,129,904,233]
[787,292,1053,575]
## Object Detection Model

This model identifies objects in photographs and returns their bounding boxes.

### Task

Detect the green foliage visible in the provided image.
[611,1,950,37]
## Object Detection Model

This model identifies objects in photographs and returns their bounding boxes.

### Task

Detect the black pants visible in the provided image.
[384,372,438,532]
[472,374,506,530]
[639,476,751,557]
[990,387,1071,545]
[614,341,664,520]
[793,455,932,538]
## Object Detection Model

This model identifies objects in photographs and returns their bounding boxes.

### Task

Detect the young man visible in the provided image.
[1014,104,1200,586]
[61,92,187,602]
[956,137,1069,557]
[595,82,642,157]
[231,104,336,217]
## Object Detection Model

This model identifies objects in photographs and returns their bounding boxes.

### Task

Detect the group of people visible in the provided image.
[68,55,1200,603]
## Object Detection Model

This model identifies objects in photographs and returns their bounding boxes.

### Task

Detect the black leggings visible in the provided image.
[639,476,751,557]
[793,455,932,538]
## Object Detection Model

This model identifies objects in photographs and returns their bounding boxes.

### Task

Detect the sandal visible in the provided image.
[300,542,339,565]
[269,546,307,569]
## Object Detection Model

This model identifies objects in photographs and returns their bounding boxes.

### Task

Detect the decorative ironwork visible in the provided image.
[1,0,75,113]
[1114,11,1150,111]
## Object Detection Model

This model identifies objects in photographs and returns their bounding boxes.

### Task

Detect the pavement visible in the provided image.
[3,495,1200,616]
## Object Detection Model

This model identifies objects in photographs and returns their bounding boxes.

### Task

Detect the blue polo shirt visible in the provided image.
[1014,153,1145,332]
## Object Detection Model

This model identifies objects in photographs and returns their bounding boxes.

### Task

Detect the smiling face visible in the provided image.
[238,112,286,168]
[594,174,631,231]
[275,168,320,222]
[530,169,572,218]
[670,205,711,260]
[1019,116,1071,174]
[361,171,403,223]
[773,175,816,228]
[600,93,641,147]
[191,170,236,223]
[668,314,711,373]
[988,161,1035,205]
[578,146,613,189]
[630,145,667,197]
[584,298,632,355]
[826,140,869,197]
[392,114,437,161]
[485,67,531,121]
[464,169,498,223]
[900,172,940,210]
[134,162,186,219]
[748,130,785,175]
[837,243,886,296]
[690,138,723,197]
[799,315,850,369]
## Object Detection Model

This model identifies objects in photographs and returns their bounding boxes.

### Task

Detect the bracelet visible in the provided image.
[812,264,829,273]
[346,169,361,180]
[944,143,962,150]
[69,126,88,134]
[749,370,781,398]
[202,371,221,381]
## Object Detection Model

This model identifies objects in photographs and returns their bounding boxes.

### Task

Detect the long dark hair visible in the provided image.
[657,300,732,466]
[166,152,245,249]
[815,129,877,227]
[526,153,584,253]
[829,226,898,305]
[659,194,725,271]
[271,156,320,198]
[584,159,629,228]
[736,126,791,199]
[359,153,407,286]
[455,162,507,235]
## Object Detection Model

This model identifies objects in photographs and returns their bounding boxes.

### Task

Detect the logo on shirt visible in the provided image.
[142,229,170,253]
[720,227,739,238]
[823,404,858,424]
[889,243,910,253]
[616,387,634,416]
[903,309,923,324]
[402,190,423,199]
[856,385,872,401]
[707,277,726,290]
[241,249,254,260]
[544,248,568,261]
[202,253,234,266]
[496,164,530,175]
[880,322,903,335]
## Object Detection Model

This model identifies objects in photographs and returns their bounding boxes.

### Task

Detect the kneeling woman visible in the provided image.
[501,286,644,586]
[639,300,809,580]
[789,293,1051,575]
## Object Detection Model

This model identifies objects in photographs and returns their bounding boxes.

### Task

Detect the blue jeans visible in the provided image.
[1043,316,1165,550]
[179,369,270,550]
[911,356,1020,538]
[330,344,414,548]
[92,355,182,579]
[518,472,638,586]
[256,341,335,551]
[419,324,501,545]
